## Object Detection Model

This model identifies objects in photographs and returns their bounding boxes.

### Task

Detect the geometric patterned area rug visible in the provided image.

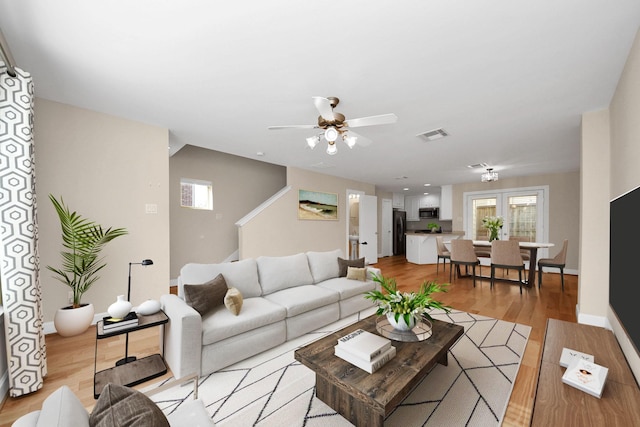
[148,307,531,427]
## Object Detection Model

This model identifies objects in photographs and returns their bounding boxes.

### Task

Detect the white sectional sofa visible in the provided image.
[160,249,380,378]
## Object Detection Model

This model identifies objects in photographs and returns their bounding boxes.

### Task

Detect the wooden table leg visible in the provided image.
[315,374,384,427]
[527,247,538,286]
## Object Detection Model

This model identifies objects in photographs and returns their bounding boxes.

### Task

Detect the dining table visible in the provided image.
[471,240,555,286]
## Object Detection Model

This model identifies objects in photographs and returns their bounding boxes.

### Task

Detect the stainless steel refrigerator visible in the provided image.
[393,210,406,255]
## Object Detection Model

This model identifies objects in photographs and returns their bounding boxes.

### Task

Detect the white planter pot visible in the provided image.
[386,312,417,331]
[54,303,95,337]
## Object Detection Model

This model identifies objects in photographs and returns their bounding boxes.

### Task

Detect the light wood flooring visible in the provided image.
[0,255,577,427]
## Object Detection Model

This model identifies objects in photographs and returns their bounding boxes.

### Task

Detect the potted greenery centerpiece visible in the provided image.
[427,222,439,233]
[482,215,504,241]
[48,195,128,337]
[365,273,451,331]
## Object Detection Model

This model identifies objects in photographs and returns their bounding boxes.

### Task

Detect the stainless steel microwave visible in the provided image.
[419,207,439,218]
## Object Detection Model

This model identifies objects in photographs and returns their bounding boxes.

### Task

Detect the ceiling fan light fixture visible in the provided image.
[306,135,320,149]
[324,127,338,142]
[481,168,499,182]
[326,141,337,155]
[344,134,357,148]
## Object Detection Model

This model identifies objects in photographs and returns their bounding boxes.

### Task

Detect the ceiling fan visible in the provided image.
[268,96,397,155]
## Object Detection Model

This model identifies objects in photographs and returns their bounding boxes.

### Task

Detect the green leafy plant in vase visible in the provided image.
[427,222,439,232]
[365,273,451,331]
[482,215,504,241]
[48,195,128,336]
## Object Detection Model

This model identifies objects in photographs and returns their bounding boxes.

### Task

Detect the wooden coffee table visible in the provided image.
[294,314,464,427]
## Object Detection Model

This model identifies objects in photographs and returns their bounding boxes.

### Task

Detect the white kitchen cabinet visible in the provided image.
[420,194,440,208]
[392,193,405,209]
[406,233,462,264]
[405,196,420,221]
[439,185,452,220]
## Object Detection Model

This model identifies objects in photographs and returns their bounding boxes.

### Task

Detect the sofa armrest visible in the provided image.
[160,294,203,378]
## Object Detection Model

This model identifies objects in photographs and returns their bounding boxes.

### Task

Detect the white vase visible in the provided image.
[387,312,417,331]
[136,299,161,316]
[54,303,95,337]
[108,295,132,319]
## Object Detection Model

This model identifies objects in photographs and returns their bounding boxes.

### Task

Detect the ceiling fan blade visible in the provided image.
[267,124,318,130]
[345,113,398,128]
[312,96,335,121]
[345,130,372,147]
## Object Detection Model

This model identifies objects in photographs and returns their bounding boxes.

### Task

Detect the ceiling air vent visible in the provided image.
[417,128,448,142]
[467,163,489,169]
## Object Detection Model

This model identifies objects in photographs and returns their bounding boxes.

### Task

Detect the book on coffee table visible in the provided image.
[559,347,594,368]
[334,344,396,374]
[337,328,391,361]
[561,358,608,398]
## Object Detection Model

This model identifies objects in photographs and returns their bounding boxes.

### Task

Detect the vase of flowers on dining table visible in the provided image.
[482,215,504,241]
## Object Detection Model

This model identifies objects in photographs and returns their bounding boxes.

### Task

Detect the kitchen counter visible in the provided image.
[405,232,464,265]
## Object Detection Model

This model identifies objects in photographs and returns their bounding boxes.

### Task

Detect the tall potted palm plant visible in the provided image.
[48,194,128,337]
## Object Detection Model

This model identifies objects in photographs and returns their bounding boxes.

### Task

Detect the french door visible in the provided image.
[464,187,548,253]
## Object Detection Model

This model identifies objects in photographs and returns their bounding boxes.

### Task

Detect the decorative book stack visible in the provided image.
[560,347,608,398]
[102,312,139,332]
[559,347,594,368]
[334,329,395,374]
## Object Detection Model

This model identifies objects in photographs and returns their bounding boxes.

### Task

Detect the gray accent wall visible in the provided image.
[169,145,286,278]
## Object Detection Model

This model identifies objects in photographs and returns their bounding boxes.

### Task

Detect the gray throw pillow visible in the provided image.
[184,273,228,316]
[89,383,169,427]
[338,257,365,277]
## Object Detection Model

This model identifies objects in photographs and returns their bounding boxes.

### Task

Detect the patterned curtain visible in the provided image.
[0,63,47,397]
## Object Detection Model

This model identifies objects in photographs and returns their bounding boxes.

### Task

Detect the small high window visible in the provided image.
[181,178,213,210]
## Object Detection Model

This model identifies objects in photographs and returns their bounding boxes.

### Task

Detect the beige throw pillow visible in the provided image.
[183,273,228,316]
[224,287,243,315]
[338,257,365,277]
[346,266,367,281]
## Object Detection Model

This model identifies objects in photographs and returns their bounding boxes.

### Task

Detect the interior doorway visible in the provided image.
[346,190,377,264]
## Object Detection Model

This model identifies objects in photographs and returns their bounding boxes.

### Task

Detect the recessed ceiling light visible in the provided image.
[424,183,431,187]
[403,188,409,191]
[423,192,429,195]
[256,151,264,156]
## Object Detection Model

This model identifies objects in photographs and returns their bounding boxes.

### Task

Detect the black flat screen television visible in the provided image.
[610,185,640,356]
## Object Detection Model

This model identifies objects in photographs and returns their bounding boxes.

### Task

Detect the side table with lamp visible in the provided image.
[93,259,169,398]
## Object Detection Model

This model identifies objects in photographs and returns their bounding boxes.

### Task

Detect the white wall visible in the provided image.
[604,27,640,382]
[451,171,580,270]
[579,110,610,322]
[34,99,171,323]
[238,167,375,260]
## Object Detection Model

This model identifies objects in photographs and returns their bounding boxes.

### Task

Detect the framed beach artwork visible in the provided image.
[298,189,338,220]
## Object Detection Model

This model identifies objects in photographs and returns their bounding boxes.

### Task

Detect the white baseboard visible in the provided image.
[576,305,609,330]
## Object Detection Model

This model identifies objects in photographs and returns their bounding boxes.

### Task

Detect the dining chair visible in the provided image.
[450,239,481,287]
[509,236,531,263]
[537,239,568,291]
[435,236,451,275]
[490,240,526,293]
